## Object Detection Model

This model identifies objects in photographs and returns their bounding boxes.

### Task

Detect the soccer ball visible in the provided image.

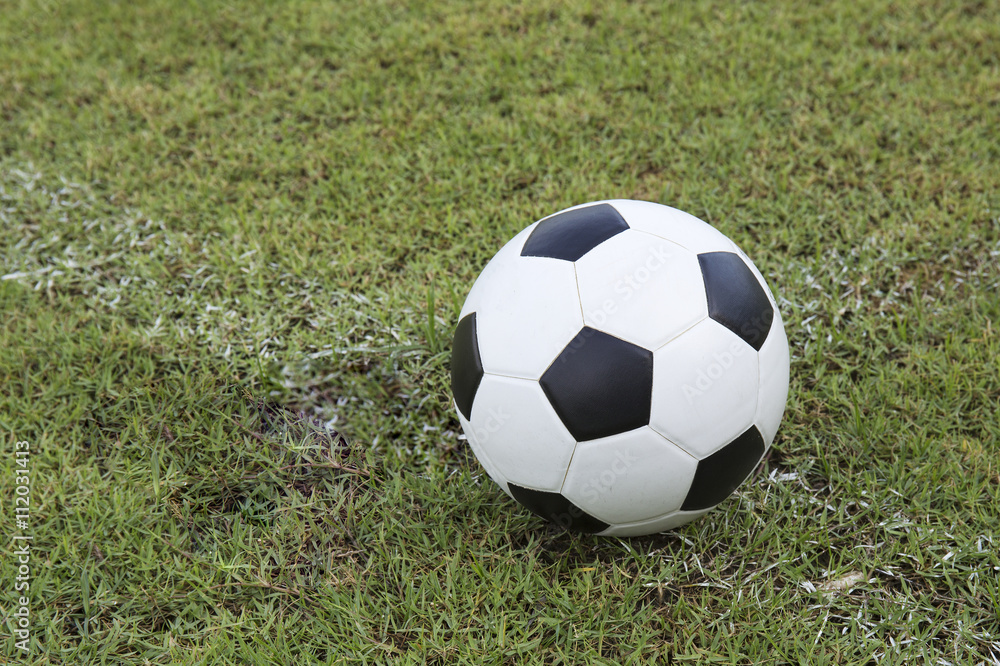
[451,200,789,536]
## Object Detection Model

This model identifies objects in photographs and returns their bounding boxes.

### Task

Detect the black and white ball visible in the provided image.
[451,200,789,536]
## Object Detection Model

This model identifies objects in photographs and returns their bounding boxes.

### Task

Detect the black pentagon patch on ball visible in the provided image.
[698,251,774,351]
[451,313,484,421]
[508,483,610,533]
[520,203,629,262]
[540,327,653,441]
[681,426,765,511]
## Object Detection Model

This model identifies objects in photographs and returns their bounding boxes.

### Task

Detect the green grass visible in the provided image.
[2,0,999,663]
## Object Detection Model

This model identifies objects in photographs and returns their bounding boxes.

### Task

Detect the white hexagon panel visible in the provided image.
[457,222,536,319]
[650,319,760,458]
[460,243,583,380]
[468,374,578,492]
[561,427,698,525]
[575,230,707,350]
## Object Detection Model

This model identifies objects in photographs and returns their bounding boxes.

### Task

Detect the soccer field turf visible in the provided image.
[2,1,998,663]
